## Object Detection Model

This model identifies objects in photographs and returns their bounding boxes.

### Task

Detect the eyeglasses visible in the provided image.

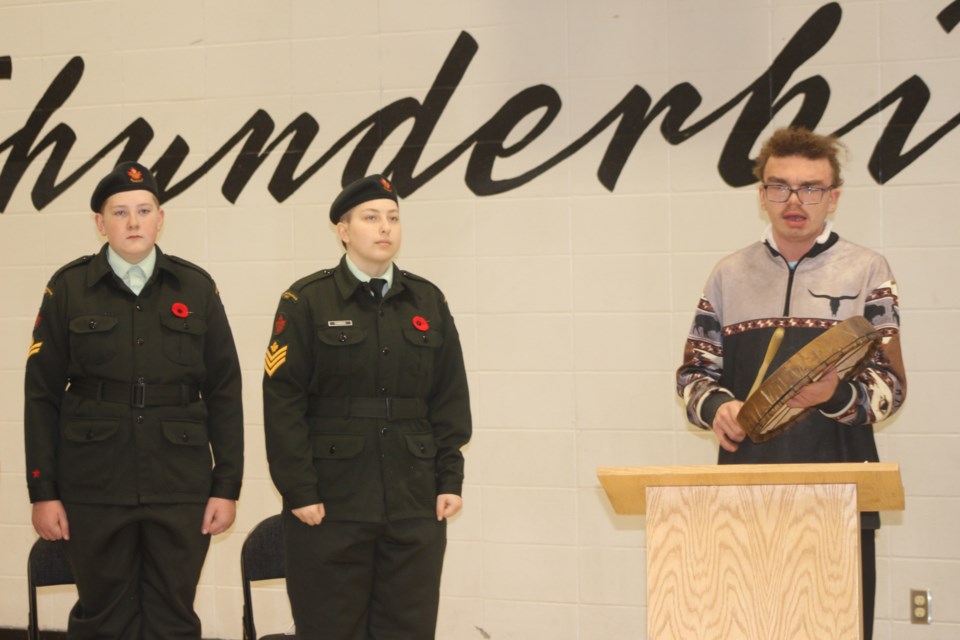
[762,184,835,205]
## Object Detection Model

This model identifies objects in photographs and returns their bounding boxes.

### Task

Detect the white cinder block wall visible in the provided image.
[1,1,958,638]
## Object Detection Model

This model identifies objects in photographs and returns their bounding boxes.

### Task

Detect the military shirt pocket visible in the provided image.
[68,315,119,365]
[312,433,365,460]
[404,432,437,459]
[401,327,443,378]
[315,327,367,374]
[160,420,212,494]
[162,420,209,446]
[60,418,120,489]
[310,433,366,503]
[160,315,207,365]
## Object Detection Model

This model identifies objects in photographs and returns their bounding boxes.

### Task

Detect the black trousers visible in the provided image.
[284,513,447,640]
[63,503,209,640]
[862,529,876,640]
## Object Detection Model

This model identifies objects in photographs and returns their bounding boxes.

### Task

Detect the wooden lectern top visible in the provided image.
[597,462,904,515]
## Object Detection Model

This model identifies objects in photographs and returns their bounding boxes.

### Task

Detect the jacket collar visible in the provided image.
[762,224,840,262]
[86,244,181,288]
[333,254,406,301]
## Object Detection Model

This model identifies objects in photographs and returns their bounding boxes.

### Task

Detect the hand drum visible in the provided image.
[737,315,883,443]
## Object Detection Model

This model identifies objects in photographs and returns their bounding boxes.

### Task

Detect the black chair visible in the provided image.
[27,538,74,640]
[241,514,288,640]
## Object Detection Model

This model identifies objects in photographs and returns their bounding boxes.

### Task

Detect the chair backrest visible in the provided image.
[241,514,285,640]
[28,538,74,640]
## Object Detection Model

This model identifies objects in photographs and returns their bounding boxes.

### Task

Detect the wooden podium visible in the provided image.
[597,463,904,640]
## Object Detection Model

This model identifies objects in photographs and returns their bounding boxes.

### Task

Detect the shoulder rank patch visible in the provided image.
[27,340,42,359]
[264,341,288,377]
[281,290,299,303]
[44,286,54,297]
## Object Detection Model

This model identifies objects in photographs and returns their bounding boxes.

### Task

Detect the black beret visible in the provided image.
[329,174,399,224]
[90,161,160,213]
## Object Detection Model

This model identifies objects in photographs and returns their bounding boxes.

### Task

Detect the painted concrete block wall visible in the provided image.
[1,1,958,638]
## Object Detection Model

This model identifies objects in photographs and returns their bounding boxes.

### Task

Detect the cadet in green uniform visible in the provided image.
[24,162,244,640]
[262,174,471,640]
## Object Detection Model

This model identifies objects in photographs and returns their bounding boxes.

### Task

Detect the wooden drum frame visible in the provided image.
[737,316,883,443]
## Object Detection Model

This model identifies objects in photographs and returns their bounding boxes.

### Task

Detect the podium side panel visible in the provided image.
[646,483,861,640]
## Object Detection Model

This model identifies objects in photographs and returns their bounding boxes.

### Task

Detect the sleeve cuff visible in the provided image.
[700,389,736,428]
[210,480,242,501]
[28,481,60,503]
[819,382,856,417]
[284,486,322,510]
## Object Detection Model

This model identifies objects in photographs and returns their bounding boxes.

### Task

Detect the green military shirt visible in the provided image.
[24,244,244,505]
[262,256,471,523]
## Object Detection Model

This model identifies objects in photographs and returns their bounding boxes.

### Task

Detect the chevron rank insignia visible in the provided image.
[27,340,42,359]
[264,341,288,377]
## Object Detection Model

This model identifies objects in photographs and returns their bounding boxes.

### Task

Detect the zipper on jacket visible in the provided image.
[782,258,801,316]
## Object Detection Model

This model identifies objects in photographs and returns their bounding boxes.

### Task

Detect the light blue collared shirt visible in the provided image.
[344,254,393,297]
[106,246,157,296]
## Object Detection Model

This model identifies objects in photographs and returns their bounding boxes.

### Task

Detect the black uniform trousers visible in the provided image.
[63,502,209,640]
[283,511,447,640]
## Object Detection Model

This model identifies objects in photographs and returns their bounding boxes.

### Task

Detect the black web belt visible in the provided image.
[308,397,427,421]
[68,377,200,408]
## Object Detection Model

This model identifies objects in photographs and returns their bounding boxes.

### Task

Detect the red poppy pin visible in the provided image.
[273,313,287,335]
[412,316,429,331]
[32,469,41,479]
[171,302,189,318]
[127,167,143,182]
[380,177,392,192]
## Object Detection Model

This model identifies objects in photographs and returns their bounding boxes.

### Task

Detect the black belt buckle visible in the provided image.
[132,379,146,409]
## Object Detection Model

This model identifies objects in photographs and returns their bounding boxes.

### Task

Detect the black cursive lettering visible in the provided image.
[1,2,958,213]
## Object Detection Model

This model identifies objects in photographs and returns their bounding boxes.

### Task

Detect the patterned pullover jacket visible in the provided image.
[676,229,906,528]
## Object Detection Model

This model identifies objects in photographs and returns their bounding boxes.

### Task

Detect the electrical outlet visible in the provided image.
[910,589,931,624]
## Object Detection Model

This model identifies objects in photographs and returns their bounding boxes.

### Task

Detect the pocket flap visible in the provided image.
[69,315,118,334]
[402,328,443,349]
[162,420,208,446]
[312,434,365,459]
[64,419,120,443]
[160,315,207,335]
[404,433,437,458]
[316,326,367,347]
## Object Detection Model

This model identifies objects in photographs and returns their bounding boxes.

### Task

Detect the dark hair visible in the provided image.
[753,127,846,187]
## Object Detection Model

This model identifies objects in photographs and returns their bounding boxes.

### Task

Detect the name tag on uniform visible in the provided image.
[328,320,353,327]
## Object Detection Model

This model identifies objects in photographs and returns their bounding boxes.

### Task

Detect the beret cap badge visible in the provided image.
[90,161,160,212]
